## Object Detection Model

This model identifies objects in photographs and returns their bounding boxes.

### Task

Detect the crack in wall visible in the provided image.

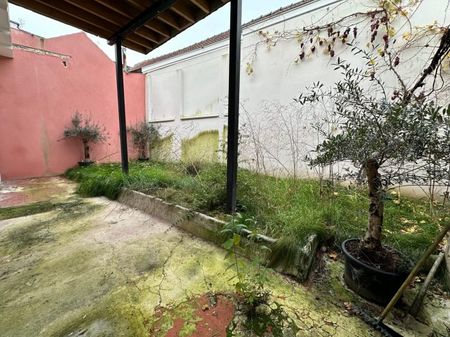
[12,43,71,60]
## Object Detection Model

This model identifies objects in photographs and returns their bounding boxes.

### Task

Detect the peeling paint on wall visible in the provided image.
[181,130,219,163]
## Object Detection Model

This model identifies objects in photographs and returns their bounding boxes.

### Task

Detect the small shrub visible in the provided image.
[127,122,160,160]
[63,111,107,162]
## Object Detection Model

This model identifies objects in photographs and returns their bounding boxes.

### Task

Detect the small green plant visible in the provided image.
[222,214,268,303]
[221,214,298,337]
[63,111,107,163]
[127,122,160,160]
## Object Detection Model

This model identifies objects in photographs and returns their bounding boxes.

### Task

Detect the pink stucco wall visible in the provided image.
[0,29,145,180]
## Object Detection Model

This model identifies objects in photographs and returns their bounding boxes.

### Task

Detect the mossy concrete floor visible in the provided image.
[0,178,448,337]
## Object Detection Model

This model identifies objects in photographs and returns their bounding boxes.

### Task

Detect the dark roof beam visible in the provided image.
[171,1,198,23]
[11,0,114,38]
[157,11,183,29]
[92,0,173,38]
[64,0,128,25]
[35,0,120,33]
[124,33,158,49]
[121,39,150,54]
[92,0,138,17]
[189,0,210,14]
[142,21,172,38]
[108,0,178,45]
[66,0,166,42]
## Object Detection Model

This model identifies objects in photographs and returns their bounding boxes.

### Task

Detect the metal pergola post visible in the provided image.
[109,0,181,175]
[226,0,242,213]
[115,38,129,174]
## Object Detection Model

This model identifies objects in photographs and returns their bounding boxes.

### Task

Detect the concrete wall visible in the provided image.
[0,0,12,58]
[143,0,450,177]
[0,29,145,180]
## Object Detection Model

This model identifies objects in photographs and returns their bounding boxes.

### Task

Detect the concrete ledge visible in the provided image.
[445,241,450,290]
[118,188,224,244]
[118,188,317,281]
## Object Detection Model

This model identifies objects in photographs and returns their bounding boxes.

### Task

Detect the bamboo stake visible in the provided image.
[409,249,445,317]
[378,223,450,323]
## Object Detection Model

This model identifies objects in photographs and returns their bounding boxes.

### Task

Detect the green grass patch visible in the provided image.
[65,161,449,261]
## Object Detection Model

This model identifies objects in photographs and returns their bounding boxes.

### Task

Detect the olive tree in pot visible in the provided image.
[299,59,450,304]
[127,122,160,161]
[63,112,108,166]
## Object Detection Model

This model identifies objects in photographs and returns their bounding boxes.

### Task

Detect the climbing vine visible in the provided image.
[245,0,450,100]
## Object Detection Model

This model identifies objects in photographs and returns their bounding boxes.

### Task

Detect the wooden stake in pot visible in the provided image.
[409,247,446,317]
[377,224,450,323]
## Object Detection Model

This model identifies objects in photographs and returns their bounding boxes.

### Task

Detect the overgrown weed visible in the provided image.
[65,161,448,261]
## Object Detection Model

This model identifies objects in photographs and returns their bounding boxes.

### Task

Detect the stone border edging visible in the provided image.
[118,188,317,281]
[118,188,226,244]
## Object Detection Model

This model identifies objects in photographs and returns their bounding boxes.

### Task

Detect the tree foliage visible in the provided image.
[299,56,450,251]
[127,122,160,159]
[300,61,450,187]
[63,111,107,162]
[63,111,107,143]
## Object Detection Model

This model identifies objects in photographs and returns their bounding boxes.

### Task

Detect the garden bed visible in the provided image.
[66,161,449,263]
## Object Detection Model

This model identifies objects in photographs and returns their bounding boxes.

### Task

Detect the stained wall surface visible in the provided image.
[0,29,145,180]
[143,0,450,177]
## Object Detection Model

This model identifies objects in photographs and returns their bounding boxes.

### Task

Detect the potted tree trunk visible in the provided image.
[300,57,450,304]
[63,112,107,166]
[127,122,159,161]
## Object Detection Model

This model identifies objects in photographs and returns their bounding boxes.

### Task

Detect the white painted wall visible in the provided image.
[143,0,450,177]
[0,0,12,58]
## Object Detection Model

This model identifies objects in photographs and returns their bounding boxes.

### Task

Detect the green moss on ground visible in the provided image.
[0,200,99,254]
[0,201,59,220]
[65,161,449,262]
[1,181,387,337]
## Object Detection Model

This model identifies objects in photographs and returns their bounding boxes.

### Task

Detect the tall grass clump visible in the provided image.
[66,164,125,200]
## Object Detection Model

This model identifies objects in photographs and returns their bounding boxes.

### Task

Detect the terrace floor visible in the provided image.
[0,177,448,337]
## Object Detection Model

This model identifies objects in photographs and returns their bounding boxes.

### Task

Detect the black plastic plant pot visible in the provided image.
[341,238,408,305]
[138,157,149,161]
[78,160,94,167]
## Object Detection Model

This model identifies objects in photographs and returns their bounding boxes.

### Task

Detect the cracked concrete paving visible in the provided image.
[0,178,384,337]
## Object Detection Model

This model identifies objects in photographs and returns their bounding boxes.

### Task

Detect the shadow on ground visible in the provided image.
[0,177,447,337]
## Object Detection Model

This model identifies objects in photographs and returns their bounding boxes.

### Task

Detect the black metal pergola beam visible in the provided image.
[108,0,178,45]
[112,0,178,174]
[226,0,242,213]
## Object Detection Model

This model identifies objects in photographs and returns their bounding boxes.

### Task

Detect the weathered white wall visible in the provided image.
[0,0,12,58]
[143,0,450,176]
